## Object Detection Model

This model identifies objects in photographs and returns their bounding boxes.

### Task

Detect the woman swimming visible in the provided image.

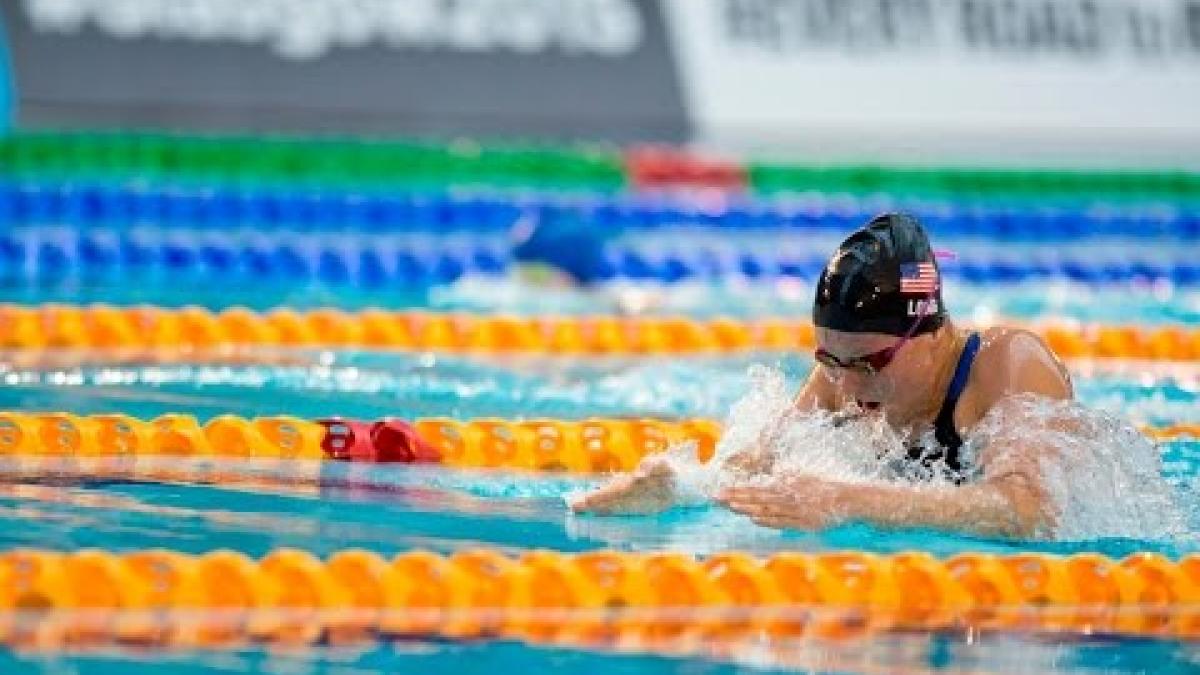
[572,213,1075,539]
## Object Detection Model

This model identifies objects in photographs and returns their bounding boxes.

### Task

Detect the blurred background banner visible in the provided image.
[1,0,689,141]
[4,0,1200,166]
[0,12,12,132]
[663,0,1200,167]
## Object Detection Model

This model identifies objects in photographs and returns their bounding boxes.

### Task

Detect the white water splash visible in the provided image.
[663,364,962,499]
[969,394,1188,542]
[658,365,1188,542]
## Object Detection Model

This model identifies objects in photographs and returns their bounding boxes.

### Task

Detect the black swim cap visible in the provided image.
[813,213,946,337]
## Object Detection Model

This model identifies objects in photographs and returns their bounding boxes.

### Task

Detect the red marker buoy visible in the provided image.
[370,418,441,463]
[318,417,441,463]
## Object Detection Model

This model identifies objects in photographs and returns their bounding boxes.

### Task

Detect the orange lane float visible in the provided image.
[0,548,1197,650]
[2,304,1198,360]
[0,413,1195,478]
[0,412,726,473]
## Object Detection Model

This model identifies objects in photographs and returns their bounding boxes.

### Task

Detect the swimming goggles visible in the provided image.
[814,290,936,375]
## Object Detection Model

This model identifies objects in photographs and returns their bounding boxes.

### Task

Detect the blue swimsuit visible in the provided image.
[906,332,982,481]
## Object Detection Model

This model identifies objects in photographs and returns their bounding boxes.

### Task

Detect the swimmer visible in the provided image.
[442,212,662,315]
[572,213,1074,539]
[511,213,613,289]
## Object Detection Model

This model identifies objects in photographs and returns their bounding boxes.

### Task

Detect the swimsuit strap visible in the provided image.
[933,332,982,460]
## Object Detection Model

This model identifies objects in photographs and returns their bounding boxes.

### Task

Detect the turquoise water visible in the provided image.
[5,275,1200,324]
[0,351,1195,558]
[1,280,1199,673]
[8,636,1198,675]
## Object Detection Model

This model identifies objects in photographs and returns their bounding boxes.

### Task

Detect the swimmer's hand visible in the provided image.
[569,458,677,515]
[718,476,848,530]
[719,443,774,476]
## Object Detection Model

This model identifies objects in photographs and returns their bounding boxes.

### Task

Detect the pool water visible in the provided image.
[8,634,1198,675]
[8,273,1200,324]
[1,274,1199,673]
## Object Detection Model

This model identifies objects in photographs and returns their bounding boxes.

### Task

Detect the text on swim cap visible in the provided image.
[907,298,941,317]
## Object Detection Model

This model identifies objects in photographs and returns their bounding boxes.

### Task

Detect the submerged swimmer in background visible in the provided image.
[573,213,1081,539]
[439,212,663,315]
[511,212,612,289]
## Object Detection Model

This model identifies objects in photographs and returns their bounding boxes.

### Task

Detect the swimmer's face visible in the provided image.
[815,327,937,413]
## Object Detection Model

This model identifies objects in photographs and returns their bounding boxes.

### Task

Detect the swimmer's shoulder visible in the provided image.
[962,327,1073,422]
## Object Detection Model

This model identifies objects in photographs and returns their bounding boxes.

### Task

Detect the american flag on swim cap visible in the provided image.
[899,262,939,293]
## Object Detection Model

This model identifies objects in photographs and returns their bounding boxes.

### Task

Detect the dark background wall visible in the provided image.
[3,0,1197,167]
[1,0,689,142]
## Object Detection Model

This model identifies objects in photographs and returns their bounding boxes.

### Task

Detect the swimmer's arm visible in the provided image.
[721,432,1051,538]
[837,470,1048,538]
[720,467,1048,539]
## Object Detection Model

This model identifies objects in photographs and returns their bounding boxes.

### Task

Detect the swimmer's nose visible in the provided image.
[837,370,872,393]
[835,370,893,403]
